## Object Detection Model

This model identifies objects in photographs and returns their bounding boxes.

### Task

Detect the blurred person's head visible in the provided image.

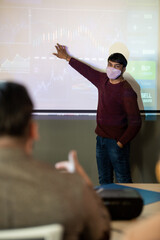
[0,81,38,154]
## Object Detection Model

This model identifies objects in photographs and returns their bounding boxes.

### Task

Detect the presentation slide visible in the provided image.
[0,0,159,112]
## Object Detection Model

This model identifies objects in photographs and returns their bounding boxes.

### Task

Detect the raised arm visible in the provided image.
[55,151,110,240]
[53,43,106,88]
[55,150,93,188]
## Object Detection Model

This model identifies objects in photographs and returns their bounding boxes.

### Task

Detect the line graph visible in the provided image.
[0,54,30,73]
[33,25,109,56]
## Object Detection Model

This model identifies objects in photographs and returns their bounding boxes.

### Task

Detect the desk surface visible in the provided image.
[111,184,160,240]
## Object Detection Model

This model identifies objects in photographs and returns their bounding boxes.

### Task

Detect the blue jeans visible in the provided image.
[96,136,132,184]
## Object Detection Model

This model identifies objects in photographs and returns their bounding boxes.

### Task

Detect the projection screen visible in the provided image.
[0,0,159,113]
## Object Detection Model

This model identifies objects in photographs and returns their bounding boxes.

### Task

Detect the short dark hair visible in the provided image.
[108,53,127,67]
[0,81,33,137]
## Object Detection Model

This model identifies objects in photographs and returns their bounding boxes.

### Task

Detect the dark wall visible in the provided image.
[33,115,160,185]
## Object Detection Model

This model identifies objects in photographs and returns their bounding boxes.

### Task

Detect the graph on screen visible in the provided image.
[0,0,159,112]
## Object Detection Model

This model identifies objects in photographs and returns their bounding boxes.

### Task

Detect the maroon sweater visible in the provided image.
[69,58,141,145]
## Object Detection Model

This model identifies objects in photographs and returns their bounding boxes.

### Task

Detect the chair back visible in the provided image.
[0,224,64,240]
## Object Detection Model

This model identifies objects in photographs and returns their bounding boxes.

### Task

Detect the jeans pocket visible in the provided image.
[114,140,123,151]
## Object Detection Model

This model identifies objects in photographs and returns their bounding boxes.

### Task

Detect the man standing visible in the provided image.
[53,43,141,184]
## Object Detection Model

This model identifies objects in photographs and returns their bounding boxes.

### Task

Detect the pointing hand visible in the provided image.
[53,43,71,61]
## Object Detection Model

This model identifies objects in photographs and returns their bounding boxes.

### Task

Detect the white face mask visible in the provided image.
[106,67,121,79]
